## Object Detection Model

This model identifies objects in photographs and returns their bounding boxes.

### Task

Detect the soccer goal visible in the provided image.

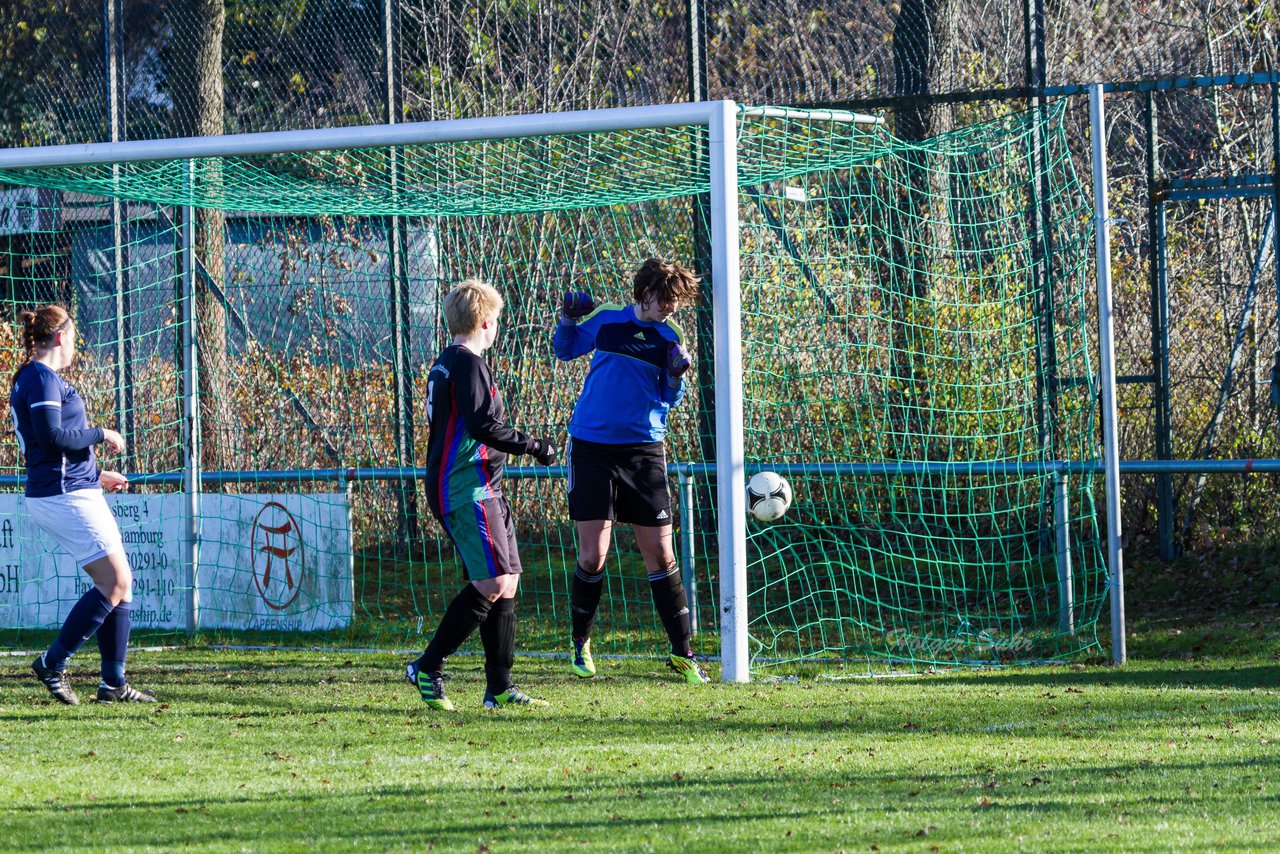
[0,94,1120,679]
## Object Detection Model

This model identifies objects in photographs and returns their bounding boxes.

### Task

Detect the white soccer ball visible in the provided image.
[746,471,792,522]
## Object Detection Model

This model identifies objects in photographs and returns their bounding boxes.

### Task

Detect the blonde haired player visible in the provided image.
[405,279,557,709]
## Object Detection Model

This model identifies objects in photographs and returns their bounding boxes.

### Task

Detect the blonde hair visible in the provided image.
[443,278,503,335]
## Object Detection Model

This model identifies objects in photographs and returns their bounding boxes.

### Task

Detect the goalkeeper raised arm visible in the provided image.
[553,257,708,685]
[406,278,557,711]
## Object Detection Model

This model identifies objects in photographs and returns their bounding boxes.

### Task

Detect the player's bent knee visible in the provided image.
[471,574,519,601]
[85,551,133,605]
[651,550,677,568]
[470,578,502,601]
[496,574,520,598]
[100,578,131,606]
[106,571,132,605]
[638,550,677,576]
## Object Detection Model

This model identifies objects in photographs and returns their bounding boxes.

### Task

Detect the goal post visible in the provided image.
[708,101,748,682]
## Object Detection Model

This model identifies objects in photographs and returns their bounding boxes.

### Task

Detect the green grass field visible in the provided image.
[1,609,1278,853]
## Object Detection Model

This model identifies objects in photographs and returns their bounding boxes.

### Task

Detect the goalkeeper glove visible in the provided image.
[560,291,595,326]
[530,438,558,466]
[666,342,691,380]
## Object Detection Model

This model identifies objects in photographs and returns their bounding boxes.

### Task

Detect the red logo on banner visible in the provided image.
[251,502,305,610]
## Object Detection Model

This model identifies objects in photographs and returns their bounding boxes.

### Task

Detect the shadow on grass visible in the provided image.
[895,662,1280,691]
[4,753,1279,851]
[4,665,1278,739]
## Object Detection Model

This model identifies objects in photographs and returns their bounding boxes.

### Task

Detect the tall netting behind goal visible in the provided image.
[0,100,1107,670]
[735,104,1106,667]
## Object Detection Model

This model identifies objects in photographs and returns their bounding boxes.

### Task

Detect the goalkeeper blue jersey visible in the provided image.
[553,303,686,444]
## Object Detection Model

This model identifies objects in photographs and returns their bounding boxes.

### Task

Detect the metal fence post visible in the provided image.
[678,464,698,636]
[1271,82,1279,337]
[1025,0,1059,554]
[384,0,419,546]
[180,168,202,635]
[1146,92,1176,559]
[1053,471,1074,634]
[105,0,133,472]
[341,469,356,616]
[1090,84,1127,666]
[687,0,718,543]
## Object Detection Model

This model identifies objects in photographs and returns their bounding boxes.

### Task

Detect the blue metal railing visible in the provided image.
[5,457,1280,488]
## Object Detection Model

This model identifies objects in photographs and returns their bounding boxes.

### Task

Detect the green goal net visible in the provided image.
[0,100,1106,670]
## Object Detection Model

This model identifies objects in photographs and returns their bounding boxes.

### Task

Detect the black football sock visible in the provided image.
[570,563,605,642]
[417,584,493,674]
[43,587,115,672]
[480,596,516,695]
[97,601,132,686]
[648,563,692,658]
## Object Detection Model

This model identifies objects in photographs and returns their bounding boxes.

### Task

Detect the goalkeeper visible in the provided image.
[553,257,708,685]
[405,279,557,710]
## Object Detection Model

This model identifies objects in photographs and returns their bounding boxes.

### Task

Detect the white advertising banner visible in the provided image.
[0,491,352,631]
[0,493,186,629]
[198,493,353,631]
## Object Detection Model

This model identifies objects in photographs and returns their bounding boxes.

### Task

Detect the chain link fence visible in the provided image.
[0,0,1277,560]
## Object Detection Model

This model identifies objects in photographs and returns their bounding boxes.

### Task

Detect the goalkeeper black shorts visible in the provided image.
[566,436,672,527]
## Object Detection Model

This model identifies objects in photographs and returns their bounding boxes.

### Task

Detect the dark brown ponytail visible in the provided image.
[12,304,70,389]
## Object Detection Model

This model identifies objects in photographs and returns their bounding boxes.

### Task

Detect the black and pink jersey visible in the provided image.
[424,344,541,518]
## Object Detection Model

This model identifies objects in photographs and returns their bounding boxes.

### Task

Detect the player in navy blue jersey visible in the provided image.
[405,279,558,710]
[553,258,709,684]
[11,305,155,704]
